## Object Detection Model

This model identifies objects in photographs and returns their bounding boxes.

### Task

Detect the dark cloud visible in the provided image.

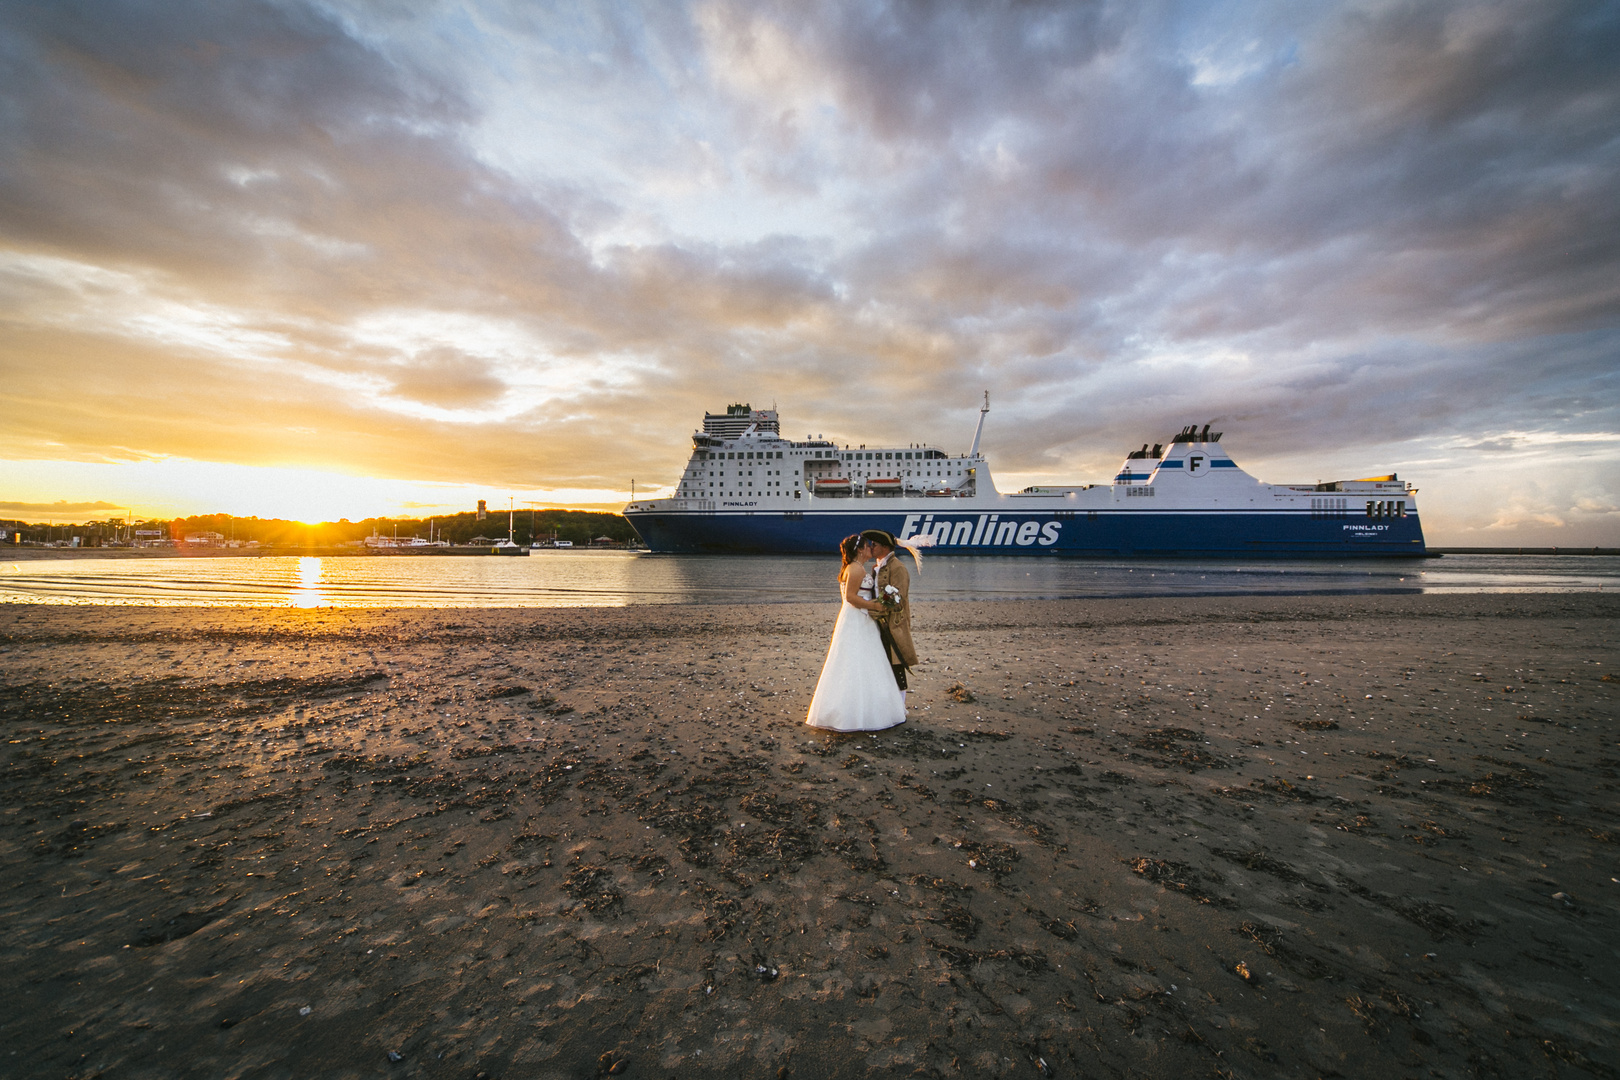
[1,1,463,270]
[750,0,1620,350]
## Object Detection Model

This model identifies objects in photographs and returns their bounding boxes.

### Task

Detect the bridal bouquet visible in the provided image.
[875,583,903,620]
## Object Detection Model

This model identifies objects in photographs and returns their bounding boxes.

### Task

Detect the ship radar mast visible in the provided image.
[969,391,990,457]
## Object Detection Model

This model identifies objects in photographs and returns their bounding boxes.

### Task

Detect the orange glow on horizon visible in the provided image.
[0,457,638,523]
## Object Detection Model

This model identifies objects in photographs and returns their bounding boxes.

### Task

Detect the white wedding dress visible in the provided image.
[805,571,906,731]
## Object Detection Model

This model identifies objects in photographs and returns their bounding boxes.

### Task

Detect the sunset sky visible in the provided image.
[2,1,1617,543]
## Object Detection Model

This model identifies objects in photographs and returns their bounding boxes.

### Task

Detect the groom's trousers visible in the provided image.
[877,620,909,690]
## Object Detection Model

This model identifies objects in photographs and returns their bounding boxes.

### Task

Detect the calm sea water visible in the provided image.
[1,552,1615,608]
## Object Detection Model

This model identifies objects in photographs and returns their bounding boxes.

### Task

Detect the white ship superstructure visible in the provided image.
[666,402,991,506]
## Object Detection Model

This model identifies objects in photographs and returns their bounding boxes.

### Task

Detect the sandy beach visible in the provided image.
[2,594,1616,1079]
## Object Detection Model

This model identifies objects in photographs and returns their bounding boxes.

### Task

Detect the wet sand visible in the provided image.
[2,594,1616,1079]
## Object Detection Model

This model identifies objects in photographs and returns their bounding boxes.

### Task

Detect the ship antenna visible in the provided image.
[969,391,990,457]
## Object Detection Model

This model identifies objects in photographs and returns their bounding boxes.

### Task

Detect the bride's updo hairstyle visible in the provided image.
[837,534,862,580]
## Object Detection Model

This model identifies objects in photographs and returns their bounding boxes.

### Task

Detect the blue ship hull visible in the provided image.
[628,508,1428,557]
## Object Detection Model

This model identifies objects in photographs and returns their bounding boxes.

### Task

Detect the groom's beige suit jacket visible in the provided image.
[874,555,918,667]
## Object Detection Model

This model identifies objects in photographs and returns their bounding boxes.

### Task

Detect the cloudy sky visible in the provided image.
[1,0,1616,542]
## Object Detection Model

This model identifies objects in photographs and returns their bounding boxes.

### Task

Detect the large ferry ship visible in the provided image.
[623,398,1427,557]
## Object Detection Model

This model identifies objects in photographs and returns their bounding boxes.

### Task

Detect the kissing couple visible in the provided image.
[805,528,931,732]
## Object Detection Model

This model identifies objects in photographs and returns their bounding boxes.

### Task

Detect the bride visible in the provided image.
[805,534,907,731]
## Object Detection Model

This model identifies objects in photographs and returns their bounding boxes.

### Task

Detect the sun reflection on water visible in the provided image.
[290,557,326,608]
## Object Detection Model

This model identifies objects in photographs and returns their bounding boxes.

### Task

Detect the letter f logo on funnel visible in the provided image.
[1188,454,1206,476]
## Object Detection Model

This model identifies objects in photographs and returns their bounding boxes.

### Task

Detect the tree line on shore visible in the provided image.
[0,509,639,548]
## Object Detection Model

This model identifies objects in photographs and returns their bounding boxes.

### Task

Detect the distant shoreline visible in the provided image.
[0,545,637,560]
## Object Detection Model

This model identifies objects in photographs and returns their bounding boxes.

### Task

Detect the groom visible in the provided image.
[860,530,917,696]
